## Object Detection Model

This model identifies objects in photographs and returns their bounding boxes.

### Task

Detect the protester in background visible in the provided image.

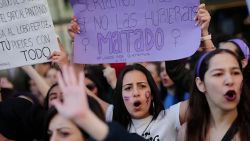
[219,38,250,87]
[45,96,105,141]
[84,65,113,104]
[160,62,189,108]
[143,62,162,89]
[43,83,62,110]
[45,67,60,86]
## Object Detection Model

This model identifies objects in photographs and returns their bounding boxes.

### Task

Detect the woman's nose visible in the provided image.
[132,88,140,97]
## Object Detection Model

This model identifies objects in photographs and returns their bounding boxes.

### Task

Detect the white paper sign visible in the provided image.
[0,0,59,70]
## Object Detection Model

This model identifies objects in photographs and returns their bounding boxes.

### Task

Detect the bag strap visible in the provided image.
[221,118,238,141]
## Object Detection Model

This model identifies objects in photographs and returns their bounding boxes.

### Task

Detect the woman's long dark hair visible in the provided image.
[187,49,250,141]
[113,63,164,129]
[44,83,58,110]
[84,65,113,104]
[44,95,105,140]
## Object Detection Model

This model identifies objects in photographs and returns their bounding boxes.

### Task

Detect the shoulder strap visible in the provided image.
[221,118,238,141]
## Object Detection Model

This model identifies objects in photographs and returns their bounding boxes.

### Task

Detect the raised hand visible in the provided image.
[103,64,117,89]
[52,65,89,121]
[21,65,50,98]
[195,4,215,51]
[194,4,211,35]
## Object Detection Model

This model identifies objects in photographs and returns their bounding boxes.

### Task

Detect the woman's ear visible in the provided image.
[241,59,248,69]
[195,77,206,93]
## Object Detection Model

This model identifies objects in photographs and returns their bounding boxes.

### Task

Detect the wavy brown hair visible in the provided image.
[187,49,250,141]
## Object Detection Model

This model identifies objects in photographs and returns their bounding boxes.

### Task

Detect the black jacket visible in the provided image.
[104,122,146,141]
[0,97,46,141]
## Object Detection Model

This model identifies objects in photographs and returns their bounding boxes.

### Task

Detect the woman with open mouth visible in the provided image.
[108,63,186,141]
[177,49,250,141]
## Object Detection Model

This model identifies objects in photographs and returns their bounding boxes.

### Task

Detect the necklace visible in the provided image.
[131,118,154,137]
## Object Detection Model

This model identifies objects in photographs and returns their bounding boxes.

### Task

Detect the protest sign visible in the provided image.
[71,0,201,64]
[0,0,59,70]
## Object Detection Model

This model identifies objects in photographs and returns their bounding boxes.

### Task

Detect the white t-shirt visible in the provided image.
[105,102,181,141]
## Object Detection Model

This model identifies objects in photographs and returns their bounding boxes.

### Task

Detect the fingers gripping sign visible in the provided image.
[194,4,211,31]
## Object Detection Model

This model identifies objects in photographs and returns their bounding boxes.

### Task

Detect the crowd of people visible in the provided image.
[0,3,250,141]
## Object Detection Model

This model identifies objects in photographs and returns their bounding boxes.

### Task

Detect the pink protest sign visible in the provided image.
[70,0,200,64]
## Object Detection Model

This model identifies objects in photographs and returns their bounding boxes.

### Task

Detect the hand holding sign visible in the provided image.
[70,0,201,64]
[68,16,80,40]
[49,38,69,68]
[194,4,211,34]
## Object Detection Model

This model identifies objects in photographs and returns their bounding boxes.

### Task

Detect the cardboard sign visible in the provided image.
[0,0,59,70]
[71,0,201,64]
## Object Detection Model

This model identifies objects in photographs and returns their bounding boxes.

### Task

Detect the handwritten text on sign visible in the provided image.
[71,0,201,64]
[0,0,59,70]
